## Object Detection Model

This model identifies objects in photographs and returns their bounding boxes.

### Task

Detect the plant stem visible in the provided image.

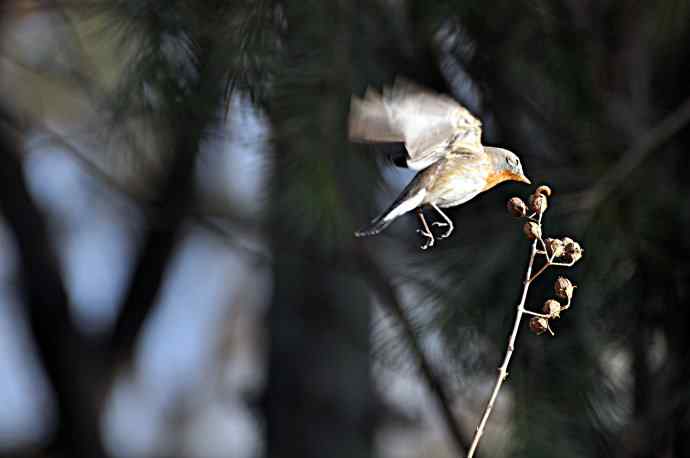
[522,310,551,319]
[527,260,551,283]
[466,213,542,458]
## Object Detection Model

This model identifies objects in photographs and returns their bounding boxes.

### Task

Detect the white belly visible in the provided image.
[436,190,481,208]
[434,172,485,208]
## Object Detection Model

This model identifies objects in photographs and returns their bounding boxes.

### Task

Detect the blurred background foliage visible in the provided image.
[1,0,689,457]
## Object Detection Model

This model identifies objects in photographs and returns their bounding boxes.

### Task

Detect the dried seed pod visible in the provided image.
[564,240,583,263]
[529,192,548,214]
[523,221,542,240]
[554,277,575,300]
[507,197,528,217]
[561,237,575,247]
[536,185,552,197]
[545,238,565,258]
[543,299,562,318]
[529,316,549,335]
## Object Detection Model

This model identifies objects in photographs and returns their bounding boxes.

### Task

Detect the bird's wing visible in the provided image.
[349,78,484,170]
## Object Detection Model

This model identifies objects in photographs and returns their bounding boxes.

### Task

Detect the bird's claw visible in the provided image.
[431,221,452,239]
[438,228,453,239]
[417,229,435,250]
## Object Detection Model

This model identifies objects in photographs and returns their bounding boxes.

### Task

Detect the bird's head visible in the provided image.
[482,147,531,191]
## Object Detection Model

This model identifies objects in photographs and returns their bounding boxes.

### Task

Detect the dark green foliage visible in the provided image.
[3,0,690,457]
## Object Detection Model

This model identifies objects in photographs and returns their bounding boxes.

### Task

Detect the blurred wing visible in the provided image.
[349,78,484,170]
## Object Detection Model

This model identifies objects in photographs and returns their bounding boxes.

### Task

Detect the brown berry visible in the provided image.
[529,316,549,335]
[529,193,548,214]
[543,299,562,318]
[523,221,542,240]
[544,238,565,258]
[507,197,528,217]
[554,277,575,300]
[564,240,583,263]
[536,185,552,197]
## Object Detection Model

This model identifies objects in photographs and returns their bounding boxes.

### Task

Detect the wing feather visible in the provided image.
[349,78,484,170]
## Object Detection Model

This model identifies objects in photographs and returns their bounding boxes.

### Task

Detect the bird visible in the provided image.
[349,78,531,249]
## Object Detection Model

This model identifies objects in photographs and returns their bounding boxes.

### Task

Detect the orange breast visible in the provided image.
[482,170,520,192]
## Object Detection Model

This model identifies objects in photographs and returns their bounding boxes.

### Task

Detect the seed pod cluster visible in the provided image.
[507,184,553,218]
[508,186,582,337]
[541,236,584,263]
[529,277,577,336]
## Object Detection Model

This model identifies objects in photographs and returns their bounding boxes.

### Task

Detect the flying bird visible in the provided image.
[349,78,531,249]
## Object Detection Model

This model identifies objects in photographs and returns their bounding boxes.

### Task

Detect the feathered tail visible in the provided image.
[354,186,427,237]
[354,212,395,237]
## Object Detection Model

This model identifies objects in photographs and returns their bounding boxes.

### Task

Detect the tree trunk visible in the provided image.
[262,2,373,457]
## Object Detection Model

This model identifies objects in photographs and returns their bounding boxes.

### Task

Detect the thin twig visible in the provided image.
[537,236,550,257]
[551,261,577,267]
[522,310,551,319]
[527,260,550,283]
[466,212,543,458]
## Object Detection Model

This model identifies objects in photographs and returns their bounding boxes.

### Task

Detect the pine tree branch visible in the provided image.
[106,105,211,370]
[358,251,470,457]
[107,42,221,369]
[574,95,690,211]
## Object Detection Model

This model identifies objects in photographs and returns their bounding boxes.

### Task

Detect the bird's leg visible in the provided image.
[415,208,435,250]
[430,203,454,239]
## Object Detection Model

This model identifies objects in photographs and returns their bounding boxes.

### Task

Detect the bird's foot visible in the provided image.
[431,221,454,239]
[416,228,435,250]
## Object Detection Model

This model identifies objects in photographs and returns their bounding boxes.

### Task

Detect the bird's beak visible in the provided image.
[511,172,531,184]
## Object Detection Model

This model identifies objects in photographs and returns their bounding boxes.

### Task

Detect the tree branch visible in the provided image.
[107,115,204,368]
[576,95,690,211]
[0,113,108,458]
[105,33,226,367]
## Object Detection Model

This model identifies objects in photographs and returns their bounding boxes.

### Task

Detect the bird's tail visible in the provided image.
[354,212,395,237]
[354,187,426,238]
